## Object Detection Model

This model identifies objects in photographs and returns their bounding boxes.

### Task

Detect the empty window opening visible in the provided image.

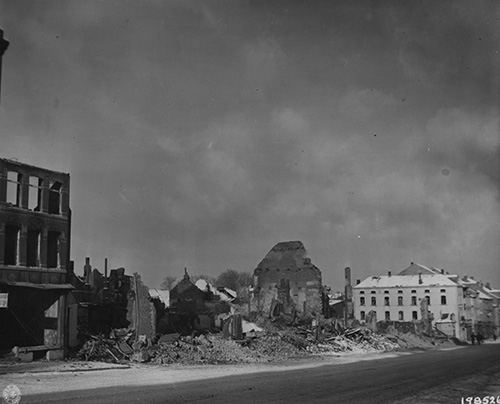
[397,290,403,294]
[424,289,430,293]
[48,181,62,214]
[47,231,60,268]
[441,295,447,305]
[425,295,431,305]
[411,296,417,306]
[384,296,390,306]
[385,311,390,321]
[4,225,20,265]
[371,297,376,306]
[398,311,404,321]
[27,230,40,267]
[440,289,446,293]
[411,290,416,293]
[6,171,21,206]
[412,311,418,320]
[28,176,42,211]
[360,297,365,306]
[384,290,389,294]
[360,311,365,321]
[398,296,403,306]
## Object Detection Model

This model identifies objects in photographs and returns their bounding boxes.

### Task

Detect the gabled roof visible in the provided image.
[149,288,170,307]
[477,290,493,300]
[354,274,459,289]
[195,279,236,302]
[255,240,322,277]
[398,262,442,275]
[458,277,498,300]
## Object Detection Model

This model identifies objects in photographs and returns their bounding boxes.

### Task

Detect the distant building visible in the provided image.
[353,262,499,340]
[0,158,72,359]
[353,267,464,338]
[458,276,499,339]
[169,269,230,333]
[251,241,323,317]
[195,278,237,303]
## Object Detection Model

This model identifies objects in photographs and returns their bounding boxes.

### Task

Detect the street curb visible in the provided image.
[0,364,130,375]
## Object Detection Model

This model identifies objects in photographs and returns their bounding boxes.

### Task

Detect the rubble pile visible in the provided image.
[245,333,306,359]
[76,329,137,363]
[381,325,454,349]
[75,317,454,365]
[149,334,264,364]
[316,328,400,353]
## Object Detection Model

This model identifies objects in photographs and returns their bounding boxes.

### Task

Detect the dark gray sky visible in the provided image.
[1,0,499,289]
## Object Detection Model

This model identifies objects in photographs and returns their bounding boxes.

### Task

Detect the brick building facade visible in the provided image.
[0,158,72,358]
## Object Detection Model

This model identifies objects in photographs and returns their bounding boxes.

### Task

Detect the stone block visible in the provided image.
[17,352,33,362]
[46,349,64,361]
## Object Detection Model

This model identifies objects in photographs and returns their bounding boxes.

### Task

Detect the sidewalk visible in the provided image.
[0,360,129,375]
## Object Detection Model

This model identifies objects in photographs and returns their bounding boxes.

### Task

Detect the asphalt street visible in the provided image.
[24,344,500,404]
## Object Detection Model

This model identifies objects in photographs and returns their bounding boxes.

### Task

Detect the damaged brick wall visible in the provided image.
[252,241,323,317]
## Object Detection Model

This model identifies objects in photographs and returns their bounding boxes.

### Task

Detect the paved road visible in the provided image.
[25,345,500,404]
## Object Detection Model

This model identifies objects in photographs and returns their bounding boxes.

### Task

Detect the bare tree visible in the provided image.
[216,269,253,291]
[160,275,177,290]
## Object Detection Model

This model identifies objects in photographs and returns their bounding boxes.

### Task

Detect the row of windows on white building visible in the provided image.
[359,310,419,321]
[359,289,448,307]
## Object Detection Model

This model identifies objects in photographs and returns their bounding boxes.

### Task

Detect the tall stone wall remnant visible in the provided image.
[252,241,323,317]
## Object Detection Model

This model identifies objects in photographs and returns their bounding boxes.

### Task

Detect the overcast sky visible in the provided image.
[1,0,499,289]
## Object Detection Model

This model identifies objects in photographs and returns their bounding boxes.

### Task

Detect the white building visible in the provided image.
[353,269,464,338]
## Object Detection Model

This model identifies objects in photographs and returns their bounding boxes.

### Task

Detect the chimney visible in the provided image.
[486,282,491,289]
[0,30,8,56]
[344,267,353,323]
[418,272,423,285]
[0,29,9,102]
[356,279,361,285]
[104,258,108,279]
[388,271,392,277]
[84,257,92,283]
[441,269,445,274]
[345,267,352,286]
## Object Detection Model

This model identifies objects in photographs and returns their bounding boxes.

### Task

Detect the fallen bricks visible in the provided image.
[75,320,454,365]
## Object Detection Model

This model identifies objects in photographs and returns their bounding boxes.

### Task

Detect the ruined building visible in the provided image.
[0,158,72,359]
[252,241,323,317]
[67,257,156,347]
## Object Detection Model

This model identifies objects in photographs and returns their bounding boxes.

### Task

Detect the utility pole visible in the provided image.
[0,29,9,102]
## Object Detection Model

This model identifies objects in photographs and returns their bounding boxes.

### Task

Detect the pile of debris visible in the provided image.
[149,334,264,365]
[312,327,400,353]
[75,316,454,365]
[247,318,400,355]
[380,325,454,349]
[76,329,146,363]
